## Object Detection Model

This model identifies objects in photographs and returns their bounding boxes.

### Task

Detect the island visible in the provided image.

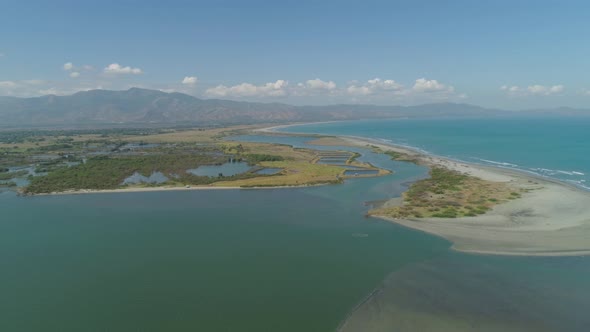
[0,125,388,195]
[3,124,590,257]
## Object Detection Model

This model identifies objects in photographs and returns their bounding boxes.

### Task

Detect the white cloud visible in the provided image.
[346,85,372,96]
[305,78,336,90]
[63,63,93,77]
[347,78,403,96]
[38,88,60,95]
[528,84,564,95]
[182,76,198,85]
[412,78,454,93]
[205,80,288,98]
[0,81,17,88]
[500,85,520,93]
[103,63,143,75]
[501,84,564,96]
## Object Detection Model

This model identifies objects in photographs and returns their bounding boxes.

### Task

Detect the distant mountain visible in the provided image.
[0,88,585,128]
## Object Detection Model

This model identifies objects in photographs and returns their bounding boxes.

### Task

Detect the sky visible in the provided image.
[1,0,590,109]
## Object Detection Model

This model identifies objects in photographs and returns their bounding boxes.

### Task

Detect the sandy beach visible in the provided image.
[23,183,330,196]
[331,135,590,256]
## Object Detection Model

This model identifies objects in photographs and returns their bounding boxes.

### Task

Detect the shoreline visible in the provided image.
[264,122,590,257]
[19,183,334,196]
[334,137,590,256]
[262,121,590,193]
[14,122,590,256]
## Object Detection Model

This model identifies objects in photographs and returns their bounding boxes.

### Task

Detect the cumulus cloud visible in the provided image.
[527,84,564,95]
[0,81,18,88]
[182,76,198,85]
[62,62,93,78]
[345,78,457,102]
[347,78,403,96]
[0,80,51,96]
[103,63,143,75]
[305,78,336,90]
[412,78,454,93]
[206,80,288,98]
[501,84,564,96]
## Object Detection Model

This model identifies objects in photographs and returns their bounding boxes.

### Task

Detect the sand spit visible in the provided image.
[333,135,590,256]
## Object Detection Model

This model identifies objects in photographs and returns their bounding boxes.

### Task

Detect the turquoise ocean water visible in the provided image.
[280,116,590,191]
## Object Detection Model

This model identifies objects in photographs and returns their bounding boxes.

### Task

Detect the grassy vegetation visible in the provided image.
[0,170,28,180]
[3,126,388,194]
[215,161,344,187]
[24,153,226,193]
[244,154,285,163]
[383,150,420,164]
[370,167,518,219]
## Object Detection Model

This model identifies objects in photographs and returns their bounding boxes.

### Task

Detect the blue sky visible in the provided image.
[1,0,590,109]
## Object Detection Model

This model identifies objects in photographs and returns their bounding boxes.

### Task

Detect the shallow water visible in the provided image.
[3,130,590,331]
[122,171,169,185]
[280,117,590,191]
[187,161,251,177]
[344,169,379,176]
[0,148,439,331]
[339,253,590,332]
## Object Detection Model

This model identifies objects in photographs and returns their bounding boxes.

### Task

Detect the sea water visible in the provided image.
[279,116,590,190]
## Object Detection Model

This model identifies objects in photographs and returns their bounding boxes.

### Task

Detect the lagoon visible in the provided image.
[3,125,590,331]
[187,161,251,177]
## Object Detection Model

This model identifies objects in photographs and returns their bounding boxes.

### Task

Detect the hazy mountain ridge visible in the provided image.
[0,88,586,128]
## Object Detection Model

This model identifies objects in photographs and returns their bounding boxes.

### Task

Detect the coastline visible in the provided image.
[336,136,590,256]
[21,183,333,196]
[265,122,590,257]
[15,121,590,256]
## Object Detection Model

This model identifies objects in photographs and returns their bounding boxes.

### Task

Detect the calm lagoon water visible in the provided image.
[1,142,440,331]
[2,124,590,331]
[187,161,251,177]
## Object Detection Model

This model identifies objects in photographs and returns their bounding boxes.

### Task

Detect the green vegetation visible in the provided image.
[370,167,516,219]
[244,154,285,163]
[0,127,170,145]
[384,151,402,159]
[368,145,420,164]
[0,170,28,180]
[0,181,17,188]
[3,125,386,194]
[24,153,232,193]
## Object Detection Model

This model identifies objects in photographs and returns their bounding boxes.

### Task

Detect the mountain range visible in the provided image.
[0,88,587,128]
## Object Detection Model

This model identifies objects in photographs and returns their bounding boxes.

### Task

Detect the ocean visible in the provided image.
[279,116,590,191]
